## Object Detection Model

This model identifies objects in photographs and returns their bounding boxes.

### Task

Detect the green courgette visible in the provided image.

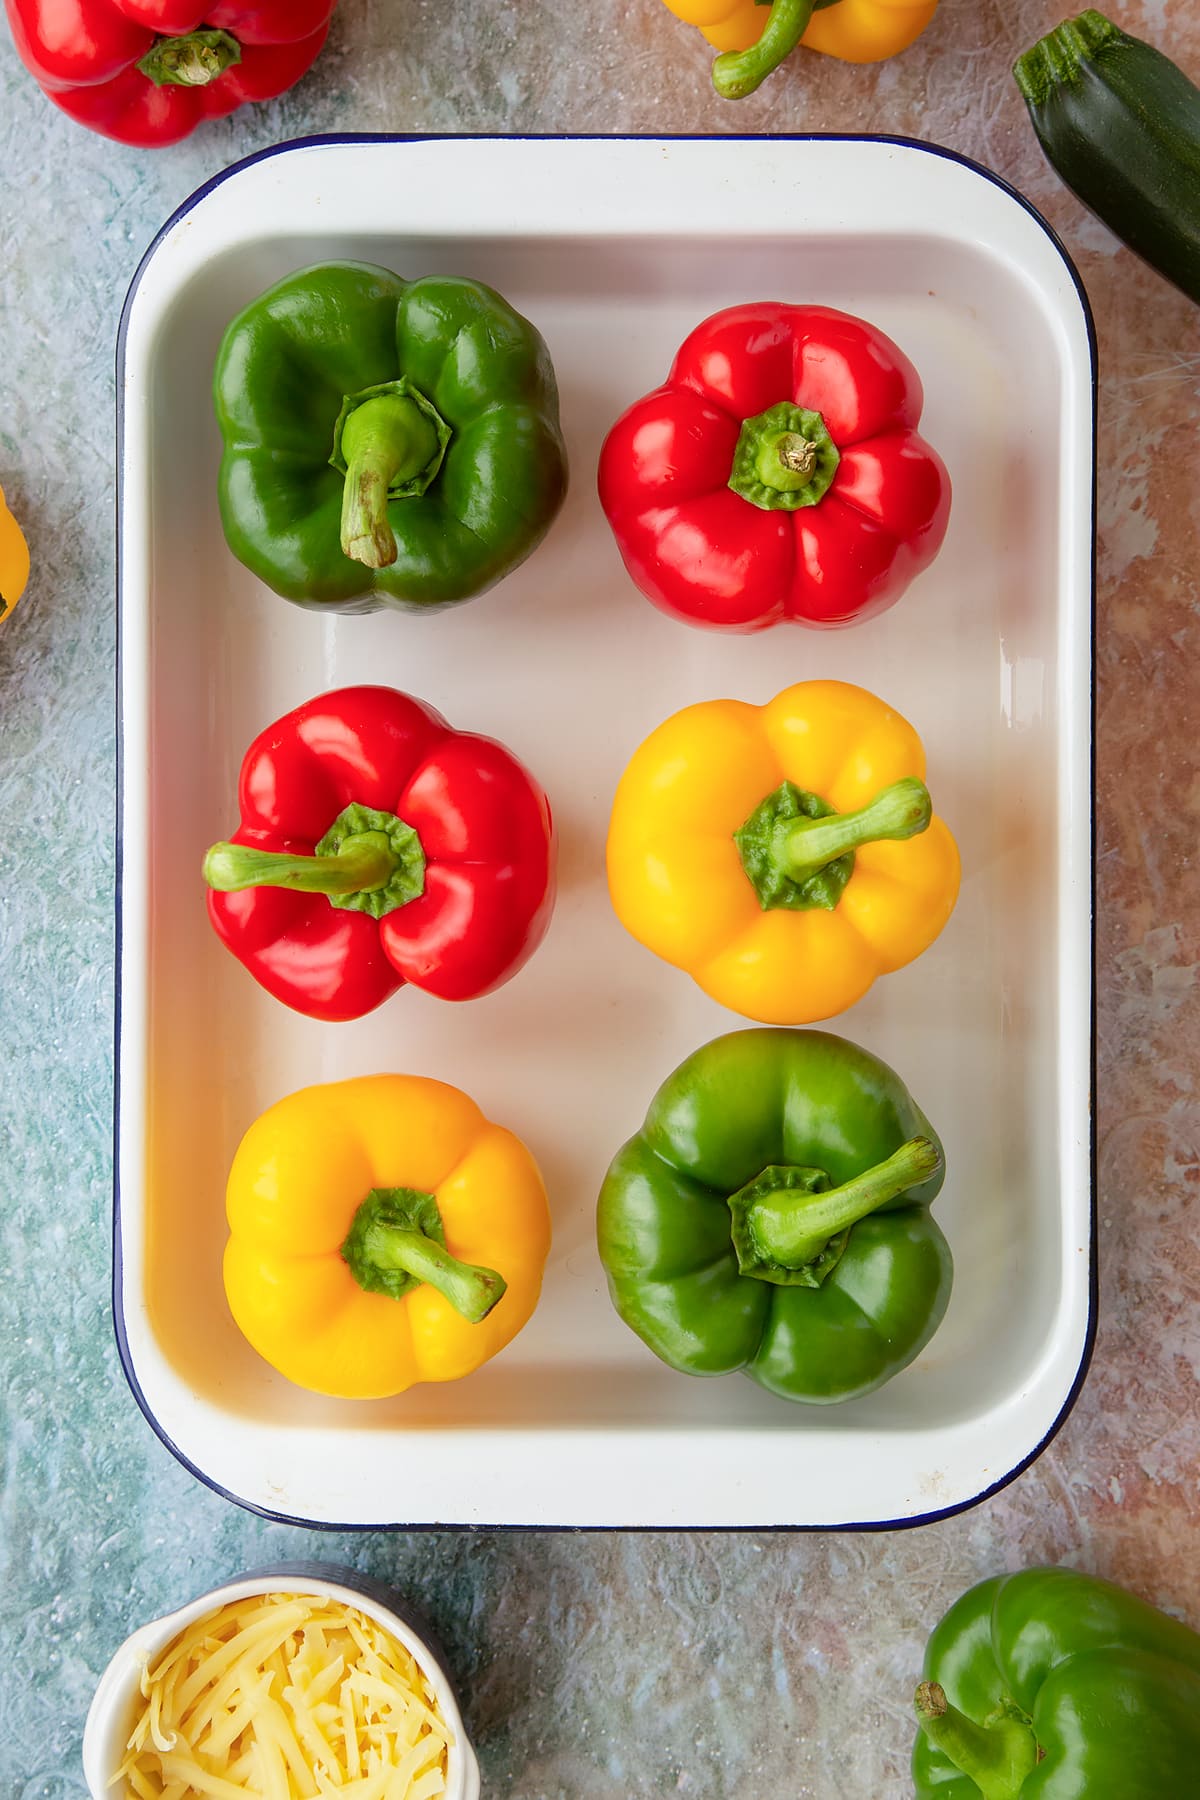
[1014,9,1200,306]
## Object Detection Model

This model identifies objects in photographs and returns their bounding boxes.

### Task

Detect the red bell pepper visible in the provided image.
[598,302,951,632]
[202,686,556,1023]
[4,0,335,146]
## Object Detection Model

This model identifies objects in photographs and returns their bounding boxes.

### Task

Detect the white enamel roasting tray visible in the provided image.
[115,135,1095,1528]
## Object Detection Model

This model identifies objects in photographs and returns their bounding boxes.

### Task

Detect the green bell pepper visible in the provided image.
[595,1028,952,1403]
[213,261,568,611]
[913,1567,1200,1797]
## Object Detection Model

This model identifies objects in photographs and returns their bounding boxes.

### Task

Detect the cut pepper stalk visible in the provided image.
[736,775,933,911]
[203,802,427,922]
[728,400,841,510]
[913,1681,1040,1800]
[729,1136,943,1285]
[331,380,453,569]
[136,29,243,88]
[341,1186,508,1323]
[712,0,844,98]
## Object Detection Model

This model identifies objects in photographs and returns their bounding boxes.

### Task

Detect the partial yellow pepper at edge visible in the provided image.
[0,482,30,622]
[662,0,941,98]
[606,680,960,1025]
[223,1074,552,1399]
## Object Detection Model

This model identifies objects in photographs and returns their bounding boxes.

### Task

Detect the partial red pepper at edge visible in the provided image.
[598,302,951,632]
[4,0,336,146]
[202,686,556,1023]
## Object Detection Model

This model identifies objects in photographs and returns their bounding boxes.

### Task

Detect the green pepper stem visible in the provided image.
[341,1187,508,1322]
[913,1683,1039,1800]
[203,835,395,899]
[728,402,840,512]
[136,29,242,88]
[712,0,816,99]
[363,1228,506,1322]
[1012,10,1114,107]
[758,431,817,490]
[339,395,441,569]
[746,1138,941,1268]
[776,776,931,880]
[203,803,427,922]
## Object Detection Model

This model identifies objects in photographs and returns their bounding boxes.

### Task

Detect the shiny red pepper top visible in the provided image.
[598,302,952,632]
[5,1,336,144]
[203,686,556,1023]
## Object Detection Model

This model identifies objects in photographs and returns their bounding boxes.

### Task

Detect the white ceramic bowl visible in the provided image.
[81,1563,481,1799]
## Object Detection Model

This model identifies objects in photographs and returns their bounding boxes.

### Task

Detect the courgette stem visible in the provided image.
[1013,9,1117,105]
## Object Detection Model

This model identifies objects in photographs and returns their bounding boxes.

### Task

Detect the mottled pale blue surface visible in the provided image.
[3,3,1200,1797]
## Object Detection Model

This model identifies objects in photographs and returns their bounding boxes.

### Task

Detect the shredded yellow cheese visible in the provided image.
[112,1593,453,1798]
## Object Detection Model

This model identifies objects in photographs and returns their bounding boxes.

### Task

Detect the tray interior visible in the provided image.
[119,151,1090,1520]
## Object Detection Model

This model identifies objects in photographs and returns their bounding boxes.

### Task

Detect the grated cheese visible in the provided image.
[112,1593,453,1798]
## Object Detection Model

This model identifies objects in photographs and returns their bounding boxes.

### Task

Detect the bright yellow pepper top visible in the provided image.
[663,0,940,96]
[606,680,960,1025]
[0,483,30,623]
[224,1074,551,1399]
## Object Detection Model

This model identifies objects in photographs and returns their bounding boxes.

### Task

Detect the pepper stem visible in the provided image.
[203,838,394,897]
[731,1138,941,1280]
[203,803,426,922]
[913,1683,1039,1800]
[340,396,441,568]
[136,29,242,88]
[331,380,452,570]
[777,777,932,881]
[341,1187,507,1322]
[728,401,840,511]
[763,432,816,487]
[365,1229,505,1322]
[712,0,816,99]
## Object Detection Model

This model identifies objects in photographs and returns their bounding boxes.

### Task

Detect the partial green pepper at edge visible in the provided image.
[213,261,569,612]
[595,1028,953,1404]
[913,1567,1200,1797]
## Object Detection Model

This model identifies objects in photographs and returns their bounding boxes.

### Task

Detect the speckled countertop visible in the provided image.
[2,3,1199,1795]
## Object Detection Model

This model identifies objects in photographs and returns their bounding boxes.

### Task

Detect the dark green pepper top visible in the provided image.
[213,261,568,612]
[913,1567,1200,1797]
[596,1028,953,1404]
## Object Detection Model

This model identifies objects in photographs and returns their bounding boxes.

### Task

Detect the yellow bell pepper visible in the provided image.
[223,1074,551,1399]
[663,0,941,98]
[606,680,960,1024]
[0,482,30,623]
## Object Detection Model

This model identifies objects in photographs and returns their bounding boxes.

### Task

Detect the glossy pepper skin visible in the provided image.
[0,483,30,623]
[598,302,950,631]
[597,1028,952,1403]
[203,686,555,1022]
[224,1074,552,1399]
[913,1567,1200,1797]
[606,680,959,1024]
[4,1,335,146]
[214,261,568,613]
[664,0,940,98]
